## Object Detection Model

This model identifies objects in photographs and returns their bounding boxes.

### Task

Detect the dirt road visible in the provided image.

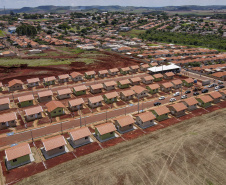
[17,108,226,185]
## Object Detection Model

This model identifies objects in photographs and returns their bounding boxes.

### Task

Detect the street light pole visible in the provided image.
[31,130,34,142]
[106,109,107,122]
[138,96,140,113]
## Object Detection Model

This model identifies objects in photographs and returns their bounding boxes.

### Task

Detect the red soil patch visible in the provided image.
[100,137,125,148]
[81,108,91,114]
[45,152,75,169]
[0,51,140,83]
[122,129,145,140]
[116,101,126,106]
[59,114,72,120]
[100,104,110,110]
[158,92,167,96]
[205,105,221,112]
[177,113,195,122]
[159,117,180,127]
[2,161,45,185]
[144,124,164,133]
[190,108,208,116]
[74,142,102,157]
[218,100,226,108]
[0,128,11,135]
[37,117,50,125]
[33,140,44,148]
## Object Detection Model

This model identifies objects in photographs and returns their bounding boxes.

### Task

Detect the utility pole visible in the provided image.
[79,107,82,127]
[106,109,107,122]
[31,130,34,142]
[138,96,140,113]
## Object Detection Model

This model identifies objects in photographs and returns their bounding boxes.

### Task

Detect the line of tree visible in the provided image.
[140,29,226,50]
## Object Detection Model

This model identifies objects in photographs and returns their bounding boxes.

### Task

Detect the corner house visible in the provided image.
[5,143,32,170]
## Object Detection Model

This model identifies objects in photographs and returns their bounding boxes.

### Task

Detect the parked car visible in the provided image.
[181,95,187,99]
[159,96,165,100]
[185,90,191,94]
[208,83,217,88]
[170,98,176,102]
[215,86,220,90]
[202,89,208,93]
[193,92,199,96]
[193,87,202,92]
[173,92,180,97]
[154,102,161,106]
[218,81,223,84]
[219,85,225,89]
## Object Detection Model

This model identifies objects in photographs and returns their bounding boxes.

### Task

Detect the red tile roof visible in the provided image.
[5,143,31,161]
[152,106,170,115]
[68,98,84,107]
[8,79,23,87]
[104,91,118,99]
[18,94,34,102]
[120,89,135,96]
[95,122,116,135]
[57,88,71,96]
[131,85,147,94]
[70,72,82,78]
[170,102,187,112]
[0,97,10,105]
[42,135,67,151]
[183,97,198,106]
[88,96,103,104]
[137,111,156,122]
[25,106,43,116]
[70,127,91,141]
[45,101,65,112]
[38,90,53,98]
[0,112,17,122]
[73,85,87,92]
[114,115,134,127]
[103,81,116,87]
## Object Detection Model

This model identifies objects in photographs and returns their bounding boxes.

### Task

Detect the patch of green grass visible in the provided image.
[0,58,71,67]
[147,43,159,46]
[119,29,145,38]
[57,47,84,54]
[0,30,6,37]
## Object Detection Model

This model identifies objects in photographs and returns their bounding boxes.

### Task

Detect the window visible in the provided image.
[13,159,17,162]
[2,122,5,125]
[11,121,14,124]
[59,110,61,113]
[110,132,113,134]
[48,96,51,98]
[29,100,32,103]
[67,94,70,96]
[129,124,132,127]
[54,111,56,114]
[37,113,41,115]
[59,146,63,149]
[85,136,88,140]
[31,115,33,117]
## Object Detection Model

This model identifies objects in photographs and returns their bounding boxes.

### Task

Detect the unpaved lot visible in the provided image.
[17,108,226,185]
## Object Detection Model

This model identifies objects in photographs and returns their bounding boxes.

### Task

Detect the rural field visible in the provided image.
[17,108,226,185]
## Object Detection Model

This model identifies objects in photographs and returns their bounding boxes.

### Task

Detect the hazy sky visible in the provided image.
[1,0,225,9]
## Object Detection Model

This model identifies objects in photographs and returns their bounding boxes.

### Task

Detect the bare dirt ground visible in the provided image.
[0,50,141,83]
[17,108,226,185]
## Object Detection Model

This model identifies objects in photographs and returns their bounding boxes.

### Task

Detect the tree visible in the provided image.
[16,24,37,36]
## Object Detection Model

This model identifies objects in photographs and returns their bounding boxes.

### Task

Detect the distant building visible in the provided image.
[8,26,17,34]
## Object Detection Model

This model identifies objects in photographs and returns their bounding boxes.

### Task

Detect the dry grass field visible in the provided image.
[17,108,226,185]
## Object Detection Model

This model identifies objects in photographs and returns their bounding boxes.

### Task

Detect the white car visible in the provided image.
[159,96,165,100]
[181,95,187,99]
[215,86,220,90]
[173,92,180,97]
[170,98,176,102]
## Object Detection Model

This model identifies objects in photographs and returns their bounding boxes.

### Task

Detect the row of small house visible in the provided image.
[4,90,226,170]
[0,64,156,92]
[0,81,225,131]
[0,74,193,113]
